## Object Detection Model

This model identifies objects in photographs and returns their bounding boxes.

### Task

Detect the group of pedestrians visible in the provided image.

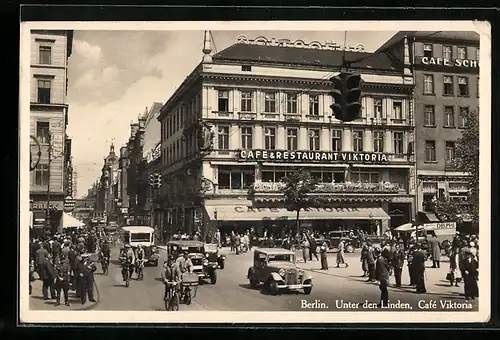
[30,230,98,306]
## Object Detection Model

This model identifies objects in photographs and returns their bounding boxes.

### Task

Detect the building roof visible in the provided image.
[375,31,480,53]
[213,43,400,71]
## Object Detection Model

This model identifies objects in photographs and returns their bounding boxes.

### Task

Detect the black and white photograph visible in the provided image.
[19,20,491,324]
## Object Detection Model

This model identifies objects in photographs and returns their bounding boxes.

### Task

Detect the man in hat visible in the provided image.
[366,242,376,282]
[391,241,405,288]
[51,236,62,265]
[75,255,97,304]
[375,248,390,308]
[175,251,193,274]
[412,244,427,294]
[54,254,71,306]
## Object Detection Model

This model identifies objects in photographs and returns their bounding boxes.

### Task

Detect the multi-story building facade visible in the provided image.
[117,145,130,225]
[29,30,73,236]
[376,31,479,222]
[96,144,119,223]
[157,32,417,239]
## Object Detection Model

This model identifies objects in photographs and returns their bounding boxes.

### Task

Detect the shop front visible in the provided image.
[202,199,391,239]
[29,199,64,237]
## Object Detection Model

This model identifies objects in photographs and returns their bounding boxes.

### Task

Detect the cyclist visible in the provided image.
[161,255,182,302]
[119,244,135,282]
[100,240,111,270]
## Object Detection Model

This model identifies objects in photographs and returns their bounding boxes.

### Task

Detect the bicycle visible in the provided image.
[101,256,110,275]
[164,281,180,311]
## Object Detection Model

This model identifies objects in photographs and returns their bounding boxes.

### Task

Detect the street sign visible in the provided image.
[64,196,76,211]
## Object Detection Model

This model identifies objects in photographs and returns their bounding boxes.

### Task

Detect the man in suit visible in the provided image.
[55,254,71,306]
[412,244,427,294]
[51,236,62,265]
[75,256,97,304]
[39,255,57,300]
[427,233,441,268]
[391,242,405,288]
[375,249,390,308]
[366,243,376,282]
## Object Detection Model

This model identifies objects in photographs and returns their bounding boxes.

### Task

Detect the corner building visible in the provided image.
[158,33,417,239]
[29,30,73,236]
[376,31,479,222]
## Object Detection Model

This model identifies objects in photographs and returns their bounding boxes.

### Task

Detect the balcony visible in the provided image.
[250,181,403,194]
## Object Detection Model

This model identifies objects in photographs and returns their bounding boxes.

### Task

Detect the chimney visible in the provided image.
[403,35,413,84]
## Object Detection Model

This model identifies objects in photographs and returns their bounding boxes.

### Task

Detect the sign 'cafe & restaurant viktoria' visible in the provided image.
[204,148,412,236]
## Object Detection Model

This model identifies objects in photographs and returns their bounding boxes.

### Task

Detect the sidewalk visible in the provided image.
[29,278,99,311]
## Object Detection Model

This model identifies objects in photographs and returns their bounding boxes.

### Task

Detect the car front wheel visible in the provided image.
[303,280,312,295]
[269,279,278,296]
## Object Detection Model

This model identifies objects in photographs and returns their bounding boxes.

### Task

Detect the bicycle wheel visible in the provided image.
[169,293,179,311]
[184,289,192,305]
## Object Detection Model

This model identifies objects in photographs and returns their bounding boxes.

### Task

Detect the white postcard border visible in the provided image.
[19,20,491,324]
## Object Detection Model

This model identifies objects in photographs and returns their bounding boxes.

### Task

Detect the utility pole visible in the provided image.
[45,133,52,235]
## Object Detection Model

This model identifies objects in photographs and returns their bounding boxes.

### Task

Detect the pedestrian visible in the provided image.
[407,244,415,286]
[336,240,349,268]
[366,243,376,282]
[375,249,390,308]
[51,236,62,265]
[320,242,329,270]
[76,256,97,304]
[360,243,368,277]
[391,242,405,288]
[463,250,479,300]
[29,259,35,296]
[55,255,71,306]
[39,255,57,300]
[448,247,462,287]
[301,234,310,263]
[308,233,319,261]
[234,233,241,255]
[428,232,441,268]
[412,244,427,294]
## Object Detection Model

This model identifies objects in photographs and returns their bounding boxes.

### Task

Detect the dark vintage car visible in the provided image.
[327,230,360,253]
[167,240,217,284]
[204,243,226,269]
[247,248,313,295]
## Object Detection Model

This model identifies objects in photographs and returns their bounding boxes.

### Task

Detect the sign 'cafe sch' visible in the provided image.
[239,150,390,163]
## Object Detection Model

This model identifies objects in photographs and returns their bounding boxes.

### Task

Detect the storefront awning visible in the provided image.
[204,203,390,222]
[62,212,85,229]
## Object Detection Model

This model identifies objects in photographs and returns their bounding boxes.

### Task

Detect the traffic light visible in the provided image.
[155,173,162,188]
[329,72,363,122]
[148,174,155,187]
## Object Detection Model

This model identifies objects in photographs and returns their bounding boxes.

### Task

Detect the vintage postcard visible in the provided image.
[19,20,491,324]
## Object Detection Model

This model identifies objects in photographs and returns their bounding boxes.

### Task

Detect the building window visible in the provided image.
[424,105,436,126]
[423,75,434,94]
[286,128,298,151]
[446,141,455,163]
[309,95,319,115]
[444,106,455,127]
[351,169,379,184]
[241,91,253,112]
[373,131,384,153]
[423,44,433,58]
[443,45,452,60]
[425,141,436,162]
[286,93,298,114]
[37,79,51,103]
[458,77,469,96]
[264,127,276,150]
[241,126,253,149]
[217,126,229,150]
[373,99,383,118]
[242,65,252,72]
[264,92,276,113]
[262,169,294,183]
[36,121,50,144]
[457,46,467,60]
[393,101,403,119]
[443,75,454,96]
[309,129,320,151]
[352,130,363,152]
[476,48,480,61]
[39,46,52,65]
[389,170,408,191]
[218,90,229,112]
[393,132,404,156]
[331,129,342,152]
[34,164,49,186]
[218,166,254,190]
[311,169,345,183]
[459,107,468,128]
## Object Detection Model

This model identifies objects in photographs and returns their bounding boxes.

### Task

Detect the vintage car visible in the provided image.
[167,240,217,284]
[247,248,313,295]
[204,243,226,269]
[121,226,160,266]
[327,230,359,253]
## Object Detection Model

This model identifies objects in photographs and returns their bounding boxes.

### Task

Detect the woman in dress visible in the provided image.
[301,233,310,263]
[320,241,329,270]
[448,247,462,287]
[336,240,349,268]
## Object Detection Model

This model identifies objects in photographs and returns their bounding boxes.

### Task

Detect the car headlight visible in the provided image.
[278,269,286,277]
[203,259,209,266]
[298,269,304,276]
[205,253,209,257]
[152,247,157,252]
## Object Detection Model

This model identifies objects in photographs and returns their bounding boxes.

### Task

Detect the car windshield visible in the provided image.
[130,233,151,243]
[267,254,293,262]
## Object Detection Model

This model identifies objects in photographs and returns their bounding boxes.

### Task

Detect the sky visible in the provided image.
[66,30,397,198]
